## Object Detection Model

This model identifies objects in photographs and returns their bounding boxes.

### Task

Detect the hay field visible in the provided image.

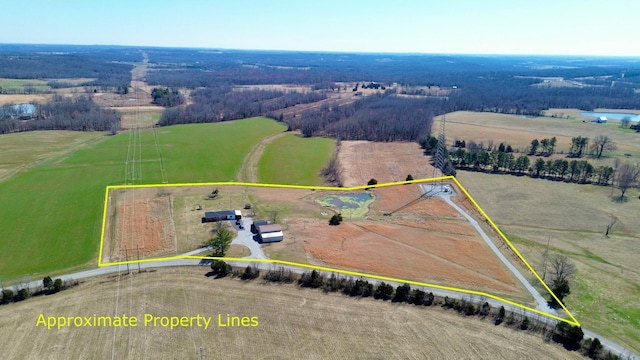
[0,267,582,360]
[437,111,640,156]
[457,171,640,352]
[337,141,437,187]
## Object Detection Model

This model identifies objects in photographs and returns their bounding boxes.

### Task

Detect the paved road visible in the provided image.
[1,201,637,359]
[423,184,554,313]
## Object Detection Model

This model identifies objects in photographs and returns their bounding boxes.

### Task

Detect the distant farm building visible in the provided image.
[254,222,283,243]
[594,116,608,123]
[201,210,242,223]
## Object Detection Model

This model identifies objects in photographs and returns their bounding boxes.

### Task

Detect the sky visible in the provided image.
[1,0,639,56]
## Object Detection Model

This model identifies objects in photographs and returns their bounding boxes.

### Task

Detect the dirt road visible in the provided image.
[236,131,288,182]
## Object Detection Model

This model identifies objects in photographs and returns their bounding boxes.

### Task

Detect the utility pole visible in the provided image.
[136,244,141,273]
[124,246,130,275]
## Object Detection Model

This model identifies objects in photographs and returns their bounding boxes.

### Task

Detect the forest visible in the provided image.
[0,96,120,134]
[158,85,326,126]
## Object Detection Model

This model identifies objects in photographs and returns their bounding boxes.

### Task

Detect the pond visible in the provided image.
[580,112,640,122]
[316,192,375,218]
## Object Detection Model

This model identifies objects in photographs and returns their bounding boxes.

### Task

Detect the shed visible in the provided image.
[257,223,283,243]
[595,116,608,123]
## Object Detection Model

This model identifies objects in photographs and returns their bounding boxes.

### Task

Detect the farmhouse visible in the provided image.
[201,210,242,223]
[256,223,283,243]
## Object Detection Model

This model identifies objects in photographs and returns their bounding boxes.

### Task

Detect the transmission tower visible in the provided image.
[431,114,447,192]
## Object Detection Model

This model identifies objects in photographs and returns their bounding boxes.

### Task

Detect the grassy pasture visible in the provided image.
[456,171,640,353]
[0,78,50,92]
[0,118,287,280]
[0,131,102,182]
[258,133,335,185]
[0,267,582,359]
[0,78,96,94]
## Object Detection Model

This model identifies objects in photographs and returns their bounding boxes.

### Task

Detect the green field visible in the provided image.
[0,117,286,280]
[0,78,50,92]
[0,131,102,182]
[258,133,335,185]
[0,78,96,93]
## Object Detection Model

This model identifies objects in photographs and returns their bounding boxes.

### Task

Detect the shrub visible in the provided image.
[374,282,394,300]
[210,260,232,277]
[241,266,260,280]
[393,283,411,302]
[299,270,324,288]
[264,267,295,283]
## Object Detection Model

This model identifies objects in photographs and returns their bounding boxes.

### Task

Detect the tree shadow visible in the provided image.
[610,196,628,203]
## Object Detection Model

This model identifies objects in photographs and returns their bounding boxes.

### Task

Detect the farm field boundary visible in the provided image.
[98,177,580,327]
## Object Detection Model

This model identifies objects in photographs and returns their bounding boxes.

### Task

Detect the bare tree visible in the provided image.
[616,163,640,200]
[590,135,617,159]
[549,254,576,284]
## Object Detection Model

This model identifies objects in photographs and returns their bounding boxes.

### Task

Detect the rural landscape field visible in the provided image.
[1,38,640,360]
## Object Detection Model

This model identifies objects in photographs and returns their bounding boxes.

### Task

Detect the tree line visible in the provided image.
[206,261,617,360]
[0,52,132,93]
[158,85,326,126]
[1,275,75,306]
[0,96,121,134]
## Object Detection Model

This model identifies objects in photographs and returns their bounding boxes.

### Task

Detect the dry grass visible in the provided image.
[456,171,640,352]
[104,184,530,301]
[114,106,164,129]
[437,111,640,156]
[0,94,49,106]
[337,141,437,187]
[0,267,583,359]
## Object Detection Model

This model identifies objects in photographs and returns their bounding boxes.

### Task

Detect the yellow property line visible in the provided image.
[97,177,580,327]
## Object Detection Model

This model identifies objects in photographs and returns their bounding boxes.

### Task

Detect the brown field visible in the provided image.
[114,106,164,129]
[0,267,581,360]
[337,141,438,187]
[104,188,177,263]
[104,184,530,301]
[0,94,49,106]
[456,171,640,352]
[437,111,640,156]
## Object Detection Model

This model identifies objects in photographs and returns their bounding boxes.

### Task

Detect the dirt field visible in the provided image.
[337,141,438,187]
[105,184,530,301]
[0,267,581,360]
[105,188,177,263]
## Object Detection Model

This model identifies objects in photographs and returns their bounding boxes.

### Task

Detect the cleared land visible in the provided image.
[437,110,640,157]
[457,171,640,353]
[0,118,287,279]
[104,184,530,302]
[257,132,335,185]
[0,94,49,106]
[0,130,102,182]
[115,106,164,129]
[0,267,581,360]
[337,141,438,187]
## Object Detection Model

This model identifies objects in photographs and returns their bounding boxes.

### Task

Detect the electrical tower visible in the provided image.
[431,114,446,192]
